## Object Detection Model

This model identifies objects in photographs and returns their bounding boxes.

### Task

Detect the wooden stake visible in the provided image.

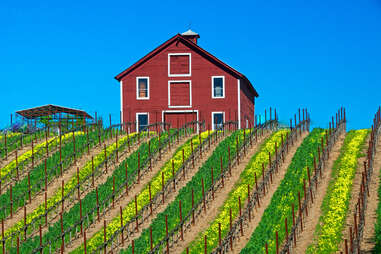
[135,195,138,231]
[10,184,13,218]
[179,200,183,241]
[162,172,165,204]
[276,231,279,254]
[202,178,206,213]
[112,176,115,208]
[2,219,4,254]
[96,187,100,222]
[211,167,214,200]
[230,208,233,251]
[166,215,169,253]
[192,188,195,225]
[150,227,153,251]
[239,196,243,236]
[204,235,207,254]
[103,220,107,254]
[84,231,87,254]
[172,160,175,191]
[125,163,129,196]
[44,192,48,226]
[149,183,152,215]
[28,172,31,203]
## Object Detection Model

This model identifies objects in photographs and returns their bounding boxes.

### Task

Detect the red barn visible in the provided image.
[115,30,258,131]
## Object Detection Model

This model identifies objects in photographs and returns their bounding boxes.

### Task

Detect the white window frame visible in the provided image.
[168,53,191,77]
[212,111,225,131]
[136,112,149,132]
[211,76,225,99]
[168,80,192,108]
[136,77,150,100]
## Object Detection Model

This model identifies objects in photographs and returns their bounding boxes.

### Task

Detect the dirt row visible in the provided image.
[358,136,381,253]
[169,130,272,254]
[5,133,126,230]
[291,132,346,253]
[231,131,309,253]
[65,133,193,252]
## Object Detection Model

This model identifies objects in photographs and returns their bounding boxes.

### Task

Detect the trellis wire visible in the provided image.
[1,122,134,246]
[27,121,202,254]
[93,121,239,254]
[279,108,346,254]
[147,119,278,254]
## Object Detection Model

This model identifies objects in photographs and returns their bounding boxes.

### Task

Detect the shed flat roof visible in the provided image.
[16,104,93,119]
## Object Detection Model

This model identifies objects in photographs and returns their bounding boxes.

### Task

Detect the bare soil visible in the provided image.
[231,131,309,254]
[0,136,48,169]
[4,135,120,229]
[337,136,371,253]
[168,131,272,254]
[64,134,192,252]
[291,132,346,254]
[359,138,381,253]
[0,137,54,192]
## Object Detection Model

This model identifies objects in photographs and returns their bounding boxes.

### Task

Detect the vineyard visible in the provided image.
[1,107,381,254]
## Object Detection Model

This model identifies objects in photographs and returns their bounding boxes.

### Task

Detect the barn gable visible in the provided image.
[115,34,258,98]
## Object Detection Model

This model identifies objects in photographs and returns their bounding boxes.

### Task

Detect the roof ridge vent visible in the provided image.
[181,29,200,44]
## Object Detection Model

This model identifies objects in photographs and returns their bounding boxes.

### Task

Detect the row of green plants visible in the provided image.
[187,129,288,253]
[13,130,173,253]
[76,131,210,253]
[0,130,50,159]
[119,129,249,254]
[4,129,139,243]
[0,132,21,142]
[0,131,85,220]
[306,129,369,254]
[0,131,80,184]
[240,128,326,253]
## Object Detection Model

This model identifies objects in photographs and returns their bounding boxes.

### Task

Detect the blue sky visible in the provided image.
[1,0,380,130]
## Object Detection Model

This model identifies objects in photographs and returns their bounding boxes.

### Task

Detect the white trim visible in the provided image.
[237,79,241,129]
[212,111,225,131]
[136,112,149,132]
[168,80,192,108]
[162,109,199,133]
[136,77,150,100]
[211,76,225,99]
[120,80,123,123]
[168,53,191,77]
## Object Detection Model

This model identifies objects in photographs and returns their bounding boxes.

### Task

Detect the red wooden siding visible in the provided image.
[164,112,197,129]
[119,36,256,131]
[169,55,190,75]
[169,81,191,107]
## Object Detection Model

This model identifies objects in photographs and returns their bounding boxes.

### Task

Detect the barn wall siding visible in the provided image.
[240,79,255,128]
[121,39,255,131]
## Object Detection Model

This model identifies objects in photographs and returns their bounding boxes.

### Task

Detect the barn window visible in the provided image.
[212,112,225,130]
[168,53,191,77]
[136,113,149,132]
[136,77,149,100]
[168,80,192,108]
[212,76,225,98]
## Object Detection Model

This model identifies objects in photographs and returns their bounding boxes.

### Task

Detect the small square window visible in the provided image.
[212,112,224,130]
[212,76,225,98]
[136,77,149,99]
[168,53,191,77]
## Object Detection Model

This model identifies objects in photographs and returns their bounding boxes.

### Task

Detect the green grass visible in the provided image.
[240,128,325,254]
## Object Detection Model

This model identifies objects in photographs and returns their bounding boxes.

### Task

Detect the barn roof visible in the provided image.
[16,104,93,119]
[115,33,259,97]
